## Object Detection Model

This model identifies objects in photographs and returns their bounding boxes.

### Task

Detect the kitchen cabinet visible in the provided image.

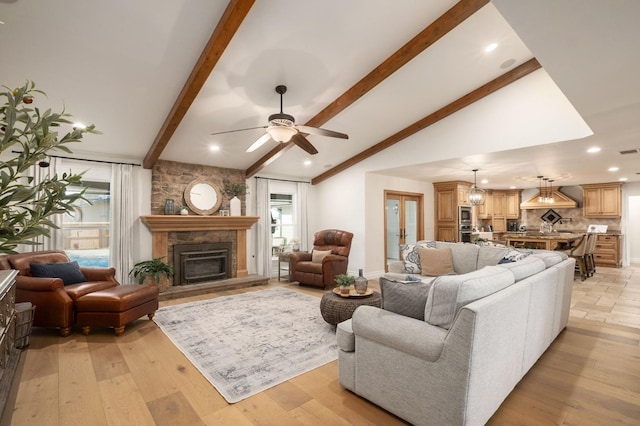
[593,234,622,267]
[487,190,521,232]
[476,191,493,219]
[506,191,520,218]
[433,181,471,242]
[582,183,622,218]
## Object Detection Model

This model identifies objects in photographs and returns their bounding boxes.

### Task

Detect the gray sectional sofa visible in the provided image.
[337,241,575,426]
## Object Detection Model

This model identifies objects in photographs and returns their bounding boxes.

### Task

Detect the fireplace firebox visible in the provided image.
[172,242,232,285]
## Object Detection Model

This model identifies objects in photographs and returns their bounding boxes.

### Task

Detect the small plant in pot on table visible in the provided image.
[129,257,174,292]
[334,273,355,295]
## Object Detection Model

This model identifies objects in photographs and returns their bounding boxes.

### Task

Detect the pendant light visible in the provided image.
[547,179,555,204]
[537,176,544,203]
[469,169,486,206]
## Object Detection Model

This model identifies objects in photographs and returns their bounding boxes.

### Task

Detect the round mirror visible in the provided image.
[184,180,222,215]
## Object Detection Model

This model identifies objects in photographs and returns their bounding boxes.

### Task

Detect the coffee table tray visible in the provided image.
[332,287,374,298]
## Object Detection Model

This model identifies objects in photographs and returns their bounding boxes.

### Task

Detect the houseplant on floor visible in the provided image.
[0,81,98,254]
[129,257,174,292]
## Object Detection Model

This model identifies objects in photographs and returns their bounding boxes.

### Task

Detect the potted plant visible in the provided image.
[334,273,355,295]
[0,81,99,254]
[129,257,174,292]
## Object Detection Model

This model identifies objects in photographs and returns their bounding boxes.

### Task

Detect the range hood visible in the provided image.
[519,187,578,209]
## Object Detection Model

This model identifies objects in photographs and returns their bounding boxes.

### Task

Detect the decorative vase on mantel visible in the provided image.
[230,196,241,216]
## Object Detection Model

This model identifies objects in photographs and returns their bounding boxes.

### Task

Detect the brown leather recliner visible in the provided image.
[289,229,354,289]
[0,250,119,336]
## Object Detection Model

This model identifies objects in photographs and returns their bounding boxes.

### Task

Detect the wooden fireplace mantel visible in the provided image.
[141,215,259,277]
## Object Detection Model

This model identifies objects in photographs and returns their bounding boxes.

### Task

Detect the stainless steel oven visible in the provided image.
[459,206,472,224]
[459,223,472,243]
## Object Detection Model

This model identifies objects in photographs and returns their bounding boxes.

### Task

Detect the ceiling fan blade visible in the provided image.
[246,133,272,152]
[290,133,319,155]
[296,125,348,139]
[210,125,267,136]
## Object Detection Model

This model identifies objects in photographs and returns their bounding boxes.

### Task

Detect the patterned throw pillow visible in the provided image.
[400,241,437,273]
[499,248,532,264]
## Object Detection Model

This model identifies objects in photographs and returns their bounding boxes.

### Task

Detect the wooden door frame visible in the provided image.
[384,190,425,272]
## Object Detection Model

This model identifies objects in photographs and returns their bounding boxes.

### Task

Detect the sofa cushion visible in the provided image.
[311,249,332,263]
[29,261,87,285]
[424,266,515,329]
[497,256,547,281]
[477,246,511,269]
[400,241,436,273]
[435,242,480,274]
[530,251,564,268]
[418,247,455,276]
[380,277,432,320]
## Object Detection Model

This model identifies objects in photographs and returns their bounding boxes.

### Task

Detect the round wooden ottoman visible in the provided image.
[75,284,159,336]
[320,290,381,326]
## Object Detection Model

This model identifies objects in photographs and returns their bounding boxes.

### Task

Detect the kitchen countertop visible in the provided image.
[502,232,584,240]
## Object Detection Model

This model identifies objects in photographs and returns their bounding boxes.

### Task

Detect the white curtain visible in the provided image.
[296,181,310,251]
[255,178,272,277]
[29,156,63,251]
[110,164,134,284]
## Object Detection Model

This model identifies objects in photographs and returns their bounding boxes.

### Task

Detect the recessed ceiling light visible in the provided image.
[608,166,619,172]
[587,146,601,153]
[303,160,311,166]
[209,145,220,152]
[73,122,86,130]
[510,186,516,189]
[485,43,498,53]
[481,179,488,184]
[619,177,628,181]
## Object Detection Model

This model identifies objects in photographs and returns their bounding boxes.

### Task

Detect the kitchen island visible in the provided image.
[504,232,584,251]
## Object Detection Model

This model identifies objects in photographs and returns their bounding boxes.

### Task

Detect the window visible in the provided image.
[270,193,295,252]
[62,162,112,267]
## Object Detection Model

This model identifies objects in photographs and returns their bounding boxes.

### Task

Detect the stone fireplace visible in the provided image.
[173,242,232,285]
[141,215,259,283]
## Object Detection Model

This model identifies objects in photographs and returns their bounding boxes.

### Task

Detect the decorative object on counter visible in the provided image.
[468,169,486,206]
[354,269,368,295]
[541,209,562,225]
[164,199,175,215]
[219,209,229,216]
[179,205,189,215]
[334,273,355,295]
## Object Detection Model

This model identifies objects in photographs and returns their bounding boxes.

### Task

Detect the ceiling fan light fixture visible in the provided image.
[469,169,486,206]
[267,126,296,142]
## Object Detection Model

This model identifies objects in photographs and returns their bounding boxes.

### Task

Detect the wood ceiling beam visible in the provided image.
[143,0,255,169]
[311,58,542,185]
[244,0,489,178]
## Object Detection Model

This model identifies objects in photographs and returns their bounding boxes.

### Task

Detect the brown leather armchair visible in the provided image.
[0,250,119,336]
[289,229,354,289]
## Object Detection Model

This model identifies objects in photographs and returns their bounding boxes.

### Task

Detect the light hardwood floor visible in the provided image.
[2,265,639,425]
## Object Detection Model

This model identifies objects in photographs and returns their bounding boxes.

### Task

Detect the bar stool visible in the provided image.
[563,234,588,281]
[584,232,598,277]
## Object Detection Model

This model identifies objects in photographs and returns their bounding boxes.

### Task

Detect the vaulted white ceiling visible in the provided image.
[1,0,638,189]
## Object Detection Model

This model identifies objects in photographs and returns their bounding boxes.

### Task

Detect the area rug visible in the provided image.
[153,287,337,403]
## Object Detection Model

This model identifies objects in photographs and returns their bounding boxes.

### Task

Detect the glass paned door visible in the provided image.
[384,191,423,270]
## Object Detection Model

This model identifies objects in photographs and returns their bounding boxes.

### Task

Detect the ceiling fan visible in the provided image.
[210,85,348,155]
